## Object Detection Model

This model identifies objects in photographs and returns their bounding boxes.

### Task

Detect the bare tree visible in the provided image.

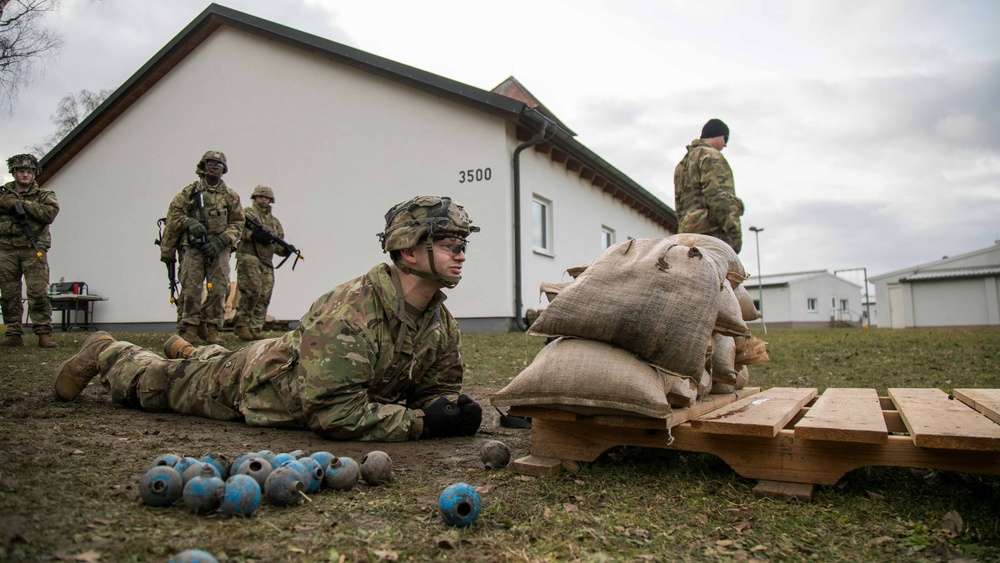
[0,0,65,112]
[29,88,110,157]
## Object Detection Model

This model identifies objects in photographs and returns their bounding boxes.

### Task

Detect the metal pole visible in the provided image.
[749,226,766,334]
[863,267,871,328]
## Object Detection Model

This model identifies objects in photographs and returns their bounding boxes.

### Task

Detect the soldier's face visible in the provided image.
[431,235,467,277]
[204,160,225,178]
[13,168,35,188]
[254,196,271,206]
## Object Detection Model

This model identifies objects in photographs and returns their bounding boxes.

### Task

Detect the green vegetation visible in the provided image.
[0,327,997,561]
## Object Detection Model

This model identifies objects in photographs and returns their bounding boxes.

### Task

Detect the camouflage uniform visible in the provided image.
[234,195,288,334]
[673,139,745,253]
[162,176,243,332]
[91,264,464,441]
[0,178,60,337]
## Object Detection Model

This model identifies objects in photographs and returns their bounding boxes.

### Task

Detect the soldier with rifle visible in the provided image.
[160,151,243,345]
[1,154,60,348]
[233,185,302,341]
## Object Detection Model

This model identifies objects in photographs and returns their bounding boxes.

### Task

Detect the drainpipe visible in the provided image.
[512,109,549,331]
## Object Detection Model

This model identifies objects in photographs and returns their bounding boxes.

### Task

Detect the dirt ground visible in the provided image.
[0,341,532,561]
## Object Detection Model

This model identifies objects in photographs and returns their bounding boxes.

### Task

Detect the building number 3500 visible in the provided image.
[459,168,492,183]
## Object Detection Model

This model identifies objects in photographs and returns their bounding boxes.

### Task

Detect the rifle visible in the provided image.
[191,191,214,290]
[0,187,43,260]
[245,214,304,270]
[154,218,179,305]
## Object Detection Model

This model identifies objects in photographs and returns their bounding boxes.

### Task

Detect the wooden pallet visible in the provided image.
[509,387,1000,498]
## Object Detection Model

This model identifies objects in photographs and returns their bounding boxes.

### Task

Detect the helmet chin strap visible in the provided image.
[394,241,461,289]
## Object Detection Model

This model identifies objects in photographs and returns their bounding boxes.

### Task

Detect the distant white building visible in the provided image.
[743,271,864,329]
[34,4,675,333]
[870,242,1000,329]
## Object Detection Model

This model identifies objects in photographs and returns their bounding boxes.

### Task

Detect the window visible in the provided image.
[840,299,848,311]
[753,299,761,312]
[807,298,817,312]
[532,196,553,254]
[831,297,837,309]
[601,226,615,249]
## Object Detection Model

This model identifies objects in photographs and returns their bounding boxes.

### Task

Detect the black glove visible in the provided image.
[456,394,482,436]
[201,234,229,258]
[420,397,460,439]
[0,193,17,211]
[160,247,176,264]
[251,228,274,245]
[184,217,207,238]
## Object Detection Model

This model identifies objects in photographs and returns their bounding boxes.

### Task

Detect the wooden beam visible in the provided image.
[795,388,888,444]
[551,149,568,164]
[889,388,1000,451]
[566,159,582,172]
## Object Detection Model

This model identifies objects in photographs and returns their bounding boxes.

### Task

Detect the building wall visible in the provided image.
[747,275,861,327]
[42,27,671,330]
[906,277,999,327]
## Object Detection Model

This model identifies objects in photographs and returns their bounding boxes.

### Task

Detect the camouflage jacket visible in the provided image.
[236,202,288,264]
[673,139,745,253]
[242,264,464,441]
[0,181,60,251]
[163,178,243,252]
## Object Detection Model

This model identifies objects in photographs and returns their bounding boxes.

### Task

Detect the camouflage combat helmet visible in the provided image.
[7,153,41,175]
[251,185,275,203]
[195,150,228,176]
[378,195,480,288]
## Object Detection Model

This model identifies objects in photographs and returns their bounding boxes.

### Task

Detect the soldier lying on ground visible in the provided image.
[53,196,483,441]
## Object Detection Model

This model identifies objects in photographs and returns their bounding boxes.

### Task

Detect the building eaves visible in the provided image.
[900,267,1000,282]
[37,3,675,229]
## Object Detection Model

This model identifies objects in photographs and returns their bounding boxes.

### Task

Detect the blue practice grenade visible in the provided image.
[264,465,305,506]
[309,451,336,471]
[235,457,273,489]
[148,453,181,470]
[296,457,325,493]
[169,549,219,562]
[438,482,482,527]
[182,465,225,514]
[219,474,261,518]
[139,465,183,507]
[323,456,360,491]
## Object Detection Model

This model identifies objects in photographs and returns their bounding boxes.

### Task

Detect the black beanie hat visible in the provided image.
[700,118,729,141]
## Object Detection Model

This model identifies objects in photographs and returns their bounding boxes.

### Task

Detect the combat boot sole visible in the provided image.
[53,331,116,402]
[1,335,24,347]
[163,335,197,359]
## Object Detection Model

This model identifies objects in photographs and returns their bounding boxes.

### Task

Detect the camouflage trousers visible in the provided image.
[179,247,230,330]
[234,254,274,332]
[0,247,52,335]
[94,337,302,429]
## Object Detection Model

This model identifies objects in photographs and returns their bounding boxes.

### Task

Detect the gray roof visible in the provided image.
[900,266,1000,282]
[37,3,676,229]
[743,270,828,288]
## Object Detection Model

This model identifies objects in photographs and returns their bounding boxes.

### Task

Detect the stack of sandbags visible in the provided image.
[492,234,768,418]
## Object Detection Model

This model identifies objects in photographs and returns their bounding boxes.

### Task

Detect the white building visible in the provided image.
[870,242,1000,329]
[36,4,675,333]
[743,271,864,329]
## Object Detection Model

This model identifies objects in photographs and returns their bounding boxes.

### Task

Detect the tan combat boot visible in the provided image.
[202,325,224,345]
[1,333,23,347]
[38,334,58,348]
[163,335,197,359]
[52,331,116,401]
[250,330,266,340]
[179,325,200,343]
[234,325,254,341]
[197,323,210,343]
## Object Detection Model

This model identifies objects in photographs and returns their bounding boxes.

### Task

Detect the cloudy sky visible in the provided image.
[2,0,998,286]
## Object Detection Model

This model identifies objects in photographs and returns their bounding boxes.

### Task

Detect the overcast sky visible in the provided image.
[2,0,998,287]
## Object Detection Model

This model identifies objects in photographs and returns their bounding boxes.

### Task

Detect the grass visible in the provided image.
[0,327,998,561]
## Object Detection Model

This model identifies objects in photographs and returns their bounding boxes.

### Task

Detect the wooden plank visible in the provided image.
[753,481,815,502]
[794,388,887,444]
[889,388,1000,451]
[953,389,1000,425]
[690,387,818,438]
[510,455,562,477]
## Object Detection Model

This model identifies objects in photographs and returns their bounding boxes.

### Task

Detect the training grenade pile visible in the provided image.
[139,439,507,527]
[138,449,394,516]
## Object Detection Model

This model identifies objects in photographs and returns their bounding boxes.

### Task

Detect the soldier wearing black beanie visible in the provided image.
[700,118,730,143]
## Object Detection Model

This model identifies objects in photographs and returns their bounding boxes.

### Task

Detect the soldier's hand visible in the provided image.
[201,234,229,258]
[419,397,461,439]
[160,247,176,264]
[183,217,208,238]
[456,394,483,436]
[0,193,17,211]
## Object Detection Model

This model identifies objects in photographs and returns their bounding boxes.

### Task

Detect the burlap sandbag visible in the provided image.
[733,283,761,321]
[734,335,770,365]
[711,333,739,385]
[669,233,747,285]
[528,239,725,380]
[714,365,751,394]
[716,281,751,337]
[539,281,572,304]
[489,338,677,418]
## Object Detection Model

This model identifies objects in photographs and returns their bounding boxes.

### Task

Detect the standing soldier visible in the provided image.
[0,154,60,348]
[160,151,243,345]
[673,118,745,253]
[233,185,288,341]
